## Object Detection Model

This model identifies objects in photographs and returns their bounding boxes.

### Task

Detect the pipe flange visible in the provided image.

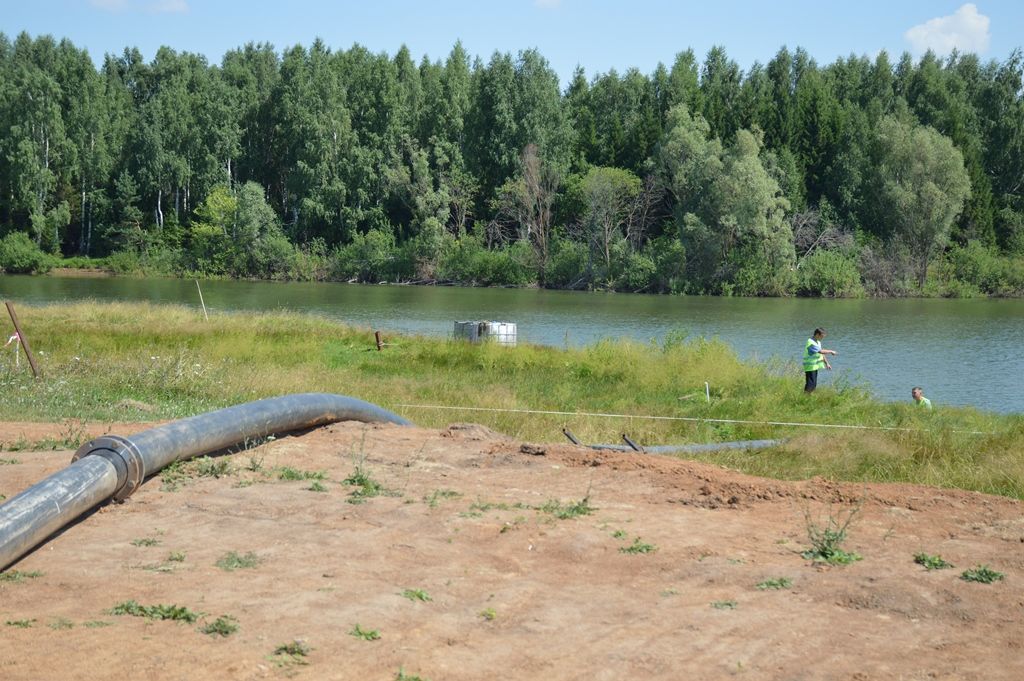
[72,436,145,502]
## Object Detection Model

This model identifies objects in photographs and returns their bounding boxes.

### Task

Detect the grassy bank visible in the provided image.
[1,302,1021,499]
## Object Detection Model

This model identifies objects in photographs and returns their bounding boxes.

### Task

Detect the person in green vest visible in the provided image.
[803,327,838,394]
[911,386,932,409]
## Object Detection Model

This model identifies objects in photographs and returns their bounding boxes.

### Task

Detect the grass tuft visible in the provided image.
[619,537,657,554]
[199,615,239,637]
[215,551,262,571]
[960,565,1005,583]
[349,623,381,641]
[914,553,954,570]
[109,600,200,622]
[755,577,792,590]
[400,588,432,602]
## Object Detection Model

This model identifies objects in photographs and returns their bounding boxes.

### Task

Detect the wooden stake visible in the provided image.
[195,280,209,321]
[375,330,383,351]
[5,301,39,378]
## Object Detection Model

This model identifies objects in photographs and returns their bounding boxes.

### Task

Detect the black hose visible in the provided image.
[0,393,411,571]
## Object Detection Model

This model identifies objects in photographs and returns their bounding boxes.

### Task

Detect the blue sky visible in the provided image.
[3,1,1022,83]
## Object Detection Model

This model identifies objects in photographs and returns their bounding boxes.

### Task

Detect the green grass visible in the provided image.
[914,553,954,570]
[801,506,863,565]
[539,495,595,519]
[199,615,239,637]
[479,607,497,621]
[275,466,326,481]
[4,302,1024,499]
[619,537,657,554]
[307,480,328,492]
[48,617,74,630]
[755,577,793,590]
[395,669,428,681]
[711,600,738,610]
[400,588,432,602]
[0,570,43,583]
[423,489,462,508]
[109,600,201,622]
[215,551,262,571]
[271,640,311,667]
[131,537,160,547]
[343,464,391,504]
[960,565,1005,583]
[5,619,36,628]
[349,623,381,641]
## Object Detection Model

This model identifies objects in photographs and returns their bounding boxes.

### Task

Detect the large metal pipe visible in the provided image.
[0,393,411,571]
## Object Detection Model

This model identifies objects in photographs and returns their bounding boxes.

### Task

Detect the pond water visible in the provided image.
[2,274,1022,413]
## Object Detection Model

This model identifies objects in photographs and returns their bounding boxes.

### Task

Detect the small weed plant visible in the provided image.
[0,570,43,583]
[131,537,160,547]
[5,619,35,628]
[109,600,200,623]
[756,577,793,590]
[344,464,390,504]
[167,551,186,562]
[349,623,381,641]
[424,489,462,508]
[276,466,326,481]
[194,457,232,478]
[711,600,738,610]
[307,480,328,492]
[401,588,432,602]
[271,640,311,666]
[199,615,239,637]
[48,618,74,630]
[540,495,595,520]
[479,608,497,621]
[215,551,262,571]
[960,565,1005,583]
[395,669,427,681]
[620,537,657,554]
[914,553,954,570]
[0,457,20,465]
[802,505,863,565]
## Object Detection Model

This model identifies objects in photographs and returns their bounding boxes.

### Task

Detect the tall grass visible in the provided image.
[1,302,1021,498]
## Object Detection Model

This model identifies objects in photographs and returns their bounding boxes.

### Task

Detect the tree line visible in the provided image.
[1,31,1023,296]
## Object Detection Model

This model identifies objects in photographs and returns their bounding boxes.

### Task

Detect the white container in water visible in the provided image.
[454,321,517,346]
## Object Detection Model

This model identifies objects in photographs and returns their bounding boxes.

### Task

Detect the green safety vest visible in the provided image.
[803,338,825,371]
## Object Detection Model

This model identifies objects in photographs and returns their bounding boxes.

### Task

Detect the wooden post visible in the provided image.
[375,330,383,351]
[5,302,39,378]
[195,280,209,321]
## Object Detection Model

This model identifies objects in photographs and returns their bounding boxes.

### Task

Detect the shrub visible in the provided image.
[545,237,589,289]
[0,232,53,274]
[795,249,864,298]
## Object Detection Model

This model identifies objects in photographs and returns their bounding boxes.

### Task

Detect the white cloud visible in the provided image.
[534,0,562,8]
[148,0,189,12]
[904,3,990,55]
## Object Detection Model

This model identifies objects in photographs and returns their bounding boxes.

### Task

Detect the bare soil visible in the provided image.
[1,420,1022,681]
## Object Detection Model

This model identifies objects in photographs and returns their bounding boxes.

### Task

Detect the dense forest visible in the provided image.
[1,31,1023,296]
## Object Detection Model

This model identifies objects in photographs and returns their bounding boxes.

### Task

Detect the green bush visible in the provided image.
[437,232,536,286]
[0,232,53,274]
[611,247,657,292]
[545,238,589,288]
[941,242,1024,296]
[796,250,864,298]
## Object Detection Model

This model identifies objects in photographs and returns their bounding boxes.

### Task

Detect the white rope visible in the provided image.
[394,403,991,435]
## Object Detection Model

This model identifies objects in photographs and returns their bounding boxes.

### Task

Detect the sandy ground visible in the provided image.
[1,419,1022,681]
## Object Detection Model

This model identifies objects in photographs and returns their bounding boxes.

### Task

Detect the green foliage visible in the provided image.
[272,640,311,666]
[5,619,36,628]
[131,537,160,547]
[710,600,738,610]
[109,600,200,622]
[802,506,863,565]
[0,570,43,583]
[619,537,657,554]
[913,553,953,570]
[960,565,1005,584]
[0,231,53,273]
[400,588,432,602]
[795,250,864,298]
[200,615,240,637]
[539,495,595,519]
[755,577,792,590]
[349,623,381,641]
[215,551,262,571]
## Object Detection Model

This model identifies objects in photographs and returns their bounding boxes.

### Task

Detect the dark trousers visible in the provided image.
[804,370,818,393]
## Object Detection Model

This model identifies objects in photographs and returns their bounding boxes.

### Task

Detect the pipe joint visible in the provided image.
[72,436,145,502]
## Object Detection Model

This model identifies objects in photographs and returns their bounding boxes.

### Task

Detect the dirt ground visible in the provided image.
[1,419,1022,681]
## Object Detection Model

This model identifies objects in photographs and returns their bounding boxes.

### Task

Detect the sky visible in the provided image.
[2,1,1022,84]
